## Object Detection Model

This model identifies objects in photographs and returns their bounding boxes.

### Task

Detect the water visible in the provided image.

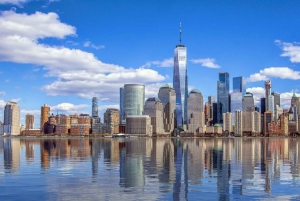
[0,137,300,200]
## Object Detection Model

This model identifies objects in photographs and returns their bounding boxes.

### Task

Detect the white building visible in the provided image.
[4,101,20,135]
[234,110,243,136]
[223,112,232,132]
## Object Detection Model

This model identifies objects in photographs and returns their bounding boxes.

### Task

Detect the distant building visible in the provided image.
[158,84,176,133]
[217,72,230,124]
[231,91,243,124]
[234,110,242,136]
[4,101,20,135]
[25,114,34,129]
[119,87,124,124]
[125,115,152,136]
[260,97,266,114]
[223,112,232,133]
[121,84,145,123]
[143,98,164,135]
[242,92,255,112]
[187,89,205,133]
[264,110,273,136]
[92,97,98,117]
[104,108,120,134]
[264,80,271,112]
[70,114,90,135]
[40,104,50,133]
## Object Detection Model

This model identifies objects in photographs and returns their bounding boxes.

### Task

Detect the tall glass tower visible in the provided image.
[92,97,98,117]
[233,76,246,95]
[217,72,229,124]
[173,23,188,129]
[231,76,246,124]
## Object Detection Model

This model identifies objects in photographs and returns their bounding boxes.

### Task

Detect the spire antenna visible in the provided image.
[179,22,182,45]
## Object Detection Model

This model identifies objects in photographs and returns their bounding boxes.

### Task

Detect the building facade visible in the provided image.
[125,115,152,136]
[143,98,164,135]
[104,108,120,134]
[25,114,34,129]
[223,112,232,133]
[264,80,271,112]
[242,92,255,112]
[234,110,242,136]
[40,104,50,133]
[4,101,20,135]
[92,97,98,117]
[187,89,205,132]
[217,72,230,124]
[158,84,176,133]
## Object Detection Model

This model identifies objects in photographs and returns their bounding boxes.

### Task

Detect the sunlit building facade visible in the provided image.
[4,101,20,135]
[187,89,205,132]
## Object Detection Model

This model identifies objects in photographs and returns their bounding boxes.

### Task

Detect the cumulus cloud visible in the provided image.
[246,87,265,105]
[190,58,220,68]
[83,41,105,50]
[50,103,89,115]
[0,91,6,96]
[247,67,300,82]
[276,40,300,63]
[0,0,28,5]
[10,98,21,102]
[0,11,166,101]
[150,58,173,67]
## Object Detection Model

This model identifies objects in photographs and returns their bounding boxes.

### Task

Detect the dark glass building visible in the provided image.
[217,72,230,123]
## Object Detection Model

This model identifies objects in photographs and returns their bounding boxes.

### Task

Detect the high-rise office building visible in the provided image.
[234,110,242,136]
[120,87,124,124]
[143,97,164,135]
[187,89,204,132]
[158,84,176,133]
[25,114,34,129]
[242,92,255,112]
[264,80,271,111]
[264,110,273,136]
[260,97,266,114]
[268,95,275,117]
[173,23,188,129]
[92,97,98,117]
[271,92,280,122]
[4,101,20,135]
[217,72,230,123]
[40,104,50,133]
[231,91,243,124]
[205,96,215,126]
[223,112,232,133]
[121,84,145,122]
[233,76,246,95]
[104,108,120,134]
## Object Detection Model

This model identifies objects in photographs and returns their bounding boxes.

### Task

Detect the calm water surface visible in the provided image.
[0,137,300,200]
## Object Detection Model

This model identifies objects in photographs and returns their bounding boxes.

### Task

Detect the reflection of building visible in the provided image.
[70,114,91,135]
[3,138,20,170]
[40,104,50,133]
[173,24,188,129]
[25,114,34,129]
[4,101,20,135]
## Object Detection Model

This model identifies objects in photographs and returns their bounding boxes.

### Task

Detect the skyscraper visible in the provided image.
[120,87,124,124]
[92,97,98,117]
[187,89,204,132]
[233,76,246,95]
[264,80,271,111]
[158,84,176,133]
[4,101,20,135]
[143,97,164,135]
[25,114,34,129]
[40,104,50,133]
[231,76,246,124]
[217,72,230,123]
[173,23,188,129]
[242,92,255,112]
[122,84,145,122]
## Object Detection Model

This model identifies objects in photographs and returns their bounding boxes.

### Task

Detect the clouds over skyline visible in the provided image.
[0,11,166,101]
[0,0,28,5]
[247,67,300,82]
[276,40,300,63]
[190,58,220,68]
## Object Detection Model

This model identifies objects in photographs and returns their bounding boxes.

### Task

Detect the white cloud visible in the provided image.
[276,40,300,63]
[247,67,300,82]
[20,109,40,115]
[50,103,89,115]
[0,91,5,96]
[0,0,28,5]
[280,91,300,109]
[0,11,166,101]
[10,98,21,102]
[0,99,5,108]
[151,58,173,67]
[83,41,105,50]
[190,58,220,68]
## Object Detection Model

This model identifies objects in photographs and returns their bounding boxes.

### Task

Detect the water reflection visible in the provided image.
[0,137,300,200]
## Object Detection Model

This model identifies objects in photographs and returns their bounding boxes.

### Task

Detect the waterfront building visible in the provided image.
[55,114,70,135]
[70,114,90,135]
[125,115,152,136]
[264,110,273,136]
[25,114,34,129]
[223,112,232,133]
[173,23,188,129]
[4,101,20,135]
[119,87,124,124]
[104,108,120,134]
[242,92,255,112]
[264,80,271,112]
[253,111,261,134]
[234,110,242,136]
[187,89,205,132]
[217,72,230,124]
[40,104,50,133]
[92,97,98,117]
[121,84,145,123]
[143,98,164,135]
[158,84,176,133]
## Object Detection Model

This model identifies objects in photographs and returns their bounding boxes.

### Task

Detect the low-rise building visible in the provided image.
[125,115,152,136]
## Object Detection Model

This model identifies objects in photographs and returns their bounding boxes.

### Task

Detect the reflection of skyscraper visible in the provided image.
[217,72,230,123]
[173,23,188,129]
[92,97,98,117]
[3,138,20,170]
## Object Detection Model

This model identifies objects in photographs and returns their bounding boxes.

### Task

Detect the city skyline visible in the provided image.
[1,0,300,127]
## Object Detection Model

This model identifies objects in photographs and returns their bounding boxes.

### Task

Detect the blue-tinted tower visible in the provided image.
[217,72,230,124]
[173,23,188,129]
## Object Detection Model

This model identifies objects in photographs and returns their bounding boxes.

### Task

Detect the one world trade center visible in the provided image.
[173,23,188,130]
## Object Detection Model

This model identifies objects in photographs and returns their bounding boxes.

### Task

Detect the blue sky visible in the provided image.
[1,0,300,128]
